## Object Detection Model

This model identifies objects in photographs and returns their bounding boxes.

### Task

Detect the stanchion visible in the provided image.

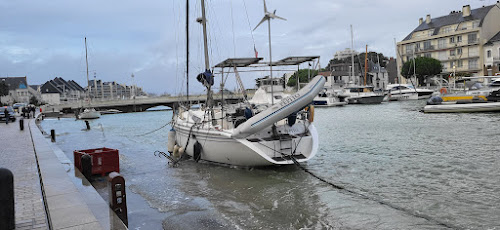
[81,154,92,182]
[108,172,128,227]
[85,120,90,130]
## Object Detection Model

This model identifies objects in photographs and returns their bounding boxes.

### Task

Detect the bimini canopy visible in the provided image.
[214,58,263,68]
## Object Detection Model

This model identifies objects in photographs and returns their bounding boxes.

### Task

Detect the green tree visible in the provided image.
[286,69,318,88]
[0,81,9,105]
[29,96,40,106]
[401,57,442,84]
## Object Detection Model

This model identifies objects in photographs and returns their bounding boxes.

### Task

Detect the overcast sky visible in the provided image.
[0,0,497,94]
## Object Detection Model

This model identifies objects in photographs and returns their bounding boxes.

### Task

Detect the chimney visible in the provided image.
[419,18,423,25]
[463,5,471,17]
[426,14,431,24]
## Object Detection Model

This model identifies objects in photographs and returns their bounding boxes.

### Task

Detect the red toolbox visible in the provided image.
[74,147,120,176]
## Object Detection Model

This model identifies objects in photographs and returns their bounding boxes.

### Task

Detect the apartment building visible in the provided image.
[397,3,500,79]
[88,79,145,100]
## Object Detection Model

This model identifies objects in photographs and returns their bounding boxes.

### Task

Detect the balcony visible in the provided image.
[423,45,435,51]
[468,39,478,45]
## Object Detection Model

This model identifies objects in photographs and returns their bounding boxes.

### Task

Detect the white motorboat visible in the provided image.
[385,84,420,101]
[313,88,347,106]
[340,86,385,104]
[78,108,101,119]
[423,101,500,113]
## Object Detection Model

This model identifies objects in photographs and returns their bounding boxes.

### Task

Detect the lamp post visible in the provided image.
[453,65,456,89]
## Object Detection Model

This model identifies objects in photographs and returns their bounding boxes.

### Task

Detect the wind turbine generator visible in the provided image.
[254,0,286,105]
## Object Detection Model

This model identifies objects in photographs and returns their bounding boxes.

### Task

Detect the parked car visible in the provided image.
[13,103,27,112]
[0,106,16,122]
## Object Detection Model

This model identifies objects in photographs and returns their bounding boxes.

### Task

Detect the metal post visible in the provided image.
[19,118,24,131]
[108,172,128,227]
[50,129,55,142]
[85,120,90,130]
[0,168,15,230]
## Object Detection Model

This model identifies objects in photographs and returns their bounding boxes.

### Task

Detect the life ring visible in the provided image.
[440,88,448,94]
[307,105,315,122]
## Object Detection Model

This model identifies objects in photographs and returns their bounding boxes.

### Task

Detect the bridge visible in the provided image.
[42,93,252,114]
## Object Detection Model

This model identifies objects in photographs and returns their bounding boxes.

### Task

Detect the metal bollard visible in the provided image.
[81,154,92,182]
[85,120,90,130]
[19,118,24,131]
[108,172,128,227]
[0,168,15,230]
[50,129,55,142]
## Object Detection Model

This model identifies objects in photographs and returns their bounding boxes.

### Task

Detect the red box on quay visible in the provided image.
[73,147,120,176]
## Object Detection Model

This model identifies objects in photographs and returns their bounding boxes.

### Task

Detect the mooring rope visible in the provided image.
[136,121,172,137]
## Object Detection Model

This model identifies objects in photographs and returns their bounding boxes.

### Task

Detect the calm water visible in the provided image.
[40,101,500,229]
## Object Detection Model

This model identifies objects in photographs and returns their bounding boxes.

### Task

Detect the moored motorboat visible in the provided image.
[424,89,500,113]
[340,86,385,104]
[313,88,347,107]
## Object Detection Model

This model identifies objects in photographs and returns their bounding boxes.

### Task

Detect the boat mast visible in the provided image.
[85,37,90,106]
[186,0,189,105]
[268,17,274,105]
[394,38,401,84]
[201,0,209,70]
[350,25,355,85]
[364,45,368,86]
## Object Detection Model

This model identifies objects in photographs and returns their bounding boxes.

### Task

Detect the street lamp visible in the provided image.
[453,65,456,89]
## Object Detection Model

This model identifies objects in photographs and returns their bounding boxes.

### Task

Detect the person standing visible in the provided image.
[5,108,10,124]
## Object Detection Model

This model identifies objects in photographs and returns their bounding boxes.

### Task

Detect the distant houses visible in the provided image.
[0,76,34,104]
[1,75,147,106]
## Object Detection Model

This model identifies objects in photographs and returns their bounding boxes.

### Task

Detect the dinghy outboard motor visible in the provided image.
[427,96,443,105]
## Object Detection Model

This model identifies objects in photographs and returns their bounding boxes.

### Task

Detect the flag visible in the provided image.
[254,45,258,58]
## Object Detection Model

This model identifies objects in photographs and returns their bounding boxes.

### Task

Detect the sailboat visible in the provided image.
[169,0,325,167]
[79,37,101,119]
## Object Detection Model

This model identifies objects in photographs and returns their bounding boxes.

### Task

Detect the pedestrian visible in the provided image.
[31,106,36,118]
[5,108,10,124]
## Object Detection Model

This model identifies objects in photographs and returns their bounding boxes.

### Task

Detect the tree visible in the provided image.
[0,81,9,105]
[401,57,442,84]
[286,69,318,88]
[29,96,40,106]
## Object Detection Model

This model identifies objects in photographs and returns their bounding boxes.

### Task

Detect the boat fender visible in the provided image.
[193,141,202,162]
[173,145,180,158]
[439,87,447,94]
[178,146,184,156]
[307,105,315,122]
[167,129,176,153]
[287,111,297,126]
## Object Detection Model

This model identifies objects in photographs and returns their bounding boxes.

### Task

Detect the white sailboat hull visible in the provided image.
[174,122,318,166]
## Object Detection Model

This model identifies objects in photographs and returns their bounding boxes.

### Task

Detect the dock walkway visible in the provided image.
[0,116,126,230]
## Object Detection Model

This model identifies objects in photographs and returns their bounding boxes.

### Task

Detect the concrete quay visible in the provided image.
[0,116,127,230]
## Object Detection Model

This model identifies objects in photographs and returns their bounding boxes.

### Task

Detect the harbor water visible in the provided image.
[40,100,500,229]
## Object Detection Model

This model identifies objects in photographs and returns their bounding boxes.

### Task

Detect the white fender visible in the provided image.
[167,129,176,153]
[232,75,325,139]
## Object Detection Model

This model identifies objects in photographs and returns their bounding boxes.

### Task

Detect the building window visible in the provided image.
[457,60,463,67]
[415,43,421,51]
[468,33,477,44]
[424,41,432,50]
[406,44,413,54]
[457,35,462,42]
[438,39,446,49]
[424,53,431,58]
[457,48,462,55]
[469,59,478,69]
[442,27,452,34]
[450,61,455,69]
[450,50,456,56]
[472,21,480,28]
[450,37,455,43]
[487,50,491,58]
[438,51,447,60]
[469,47,479,56]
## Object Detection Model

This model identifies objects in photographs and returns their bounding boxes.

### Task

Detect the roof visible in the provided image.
[271,56,320,66]
[0,76,28,90]
[403,5,495,41]
[485,31,500,45]
[214,58,263,68]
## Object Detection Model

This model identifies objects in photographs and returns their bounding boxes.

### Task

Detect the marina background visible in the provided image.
[40,101,500,229]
